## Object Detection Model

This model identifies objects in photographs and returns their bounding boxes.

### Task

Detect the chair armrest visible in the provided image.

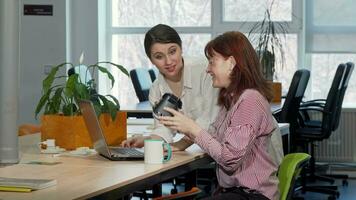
[272,108,282,115]
[302,99,326,104]
[299,106,330,114]
[300,101,325,108]
[272,109,282,122]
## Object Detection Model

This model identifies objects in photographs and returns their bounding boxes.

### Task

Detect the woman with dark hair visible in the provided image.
[159,31,280,200]
[122,24,219,149]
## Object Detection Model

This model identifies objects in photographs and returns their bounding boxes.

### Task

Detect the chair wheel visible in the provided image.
[171,188,178,194]
[342,180,348,186]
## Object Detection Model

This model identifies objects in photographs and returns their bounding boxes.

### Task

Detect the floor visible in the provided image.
[132,172,356,200]
[295,178,356,200]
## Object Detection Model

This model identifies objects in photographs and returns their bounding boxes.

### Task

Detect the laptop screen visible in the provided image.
[79,100,112,158]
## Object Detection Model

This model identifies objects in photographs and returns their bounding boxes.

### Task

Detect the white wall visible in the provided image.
[67,0,98,64]
[19,0,66,124]
[19,0,98,124]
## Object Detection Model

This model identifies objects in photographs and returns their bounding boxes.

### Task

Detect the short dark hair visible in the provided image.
[205,31,273,109]
[144,24,182,58]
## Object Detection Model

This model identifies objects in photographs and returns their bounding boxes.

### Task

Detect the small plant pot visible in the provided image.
[40,112,127,150]
[272,82,282,103]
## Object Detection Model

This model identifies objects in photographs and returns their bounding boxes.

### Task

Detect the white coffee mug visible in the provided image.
[45,139,56,148]
[144,140,172,164]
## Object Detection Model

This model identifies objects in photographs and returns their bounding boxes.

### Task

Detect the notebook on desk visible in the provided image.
[79,100,144,161]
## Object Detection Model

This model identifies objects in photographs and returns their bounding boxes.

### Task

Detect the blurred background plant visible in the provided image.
[247,0,289,81]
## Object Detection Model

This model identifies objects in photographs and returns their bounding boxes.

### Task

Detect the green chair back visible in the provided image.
[278,153,311,200]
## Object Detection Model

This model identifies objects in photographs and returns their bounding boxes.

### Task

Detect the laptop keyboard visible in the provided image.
[110,148,144,156]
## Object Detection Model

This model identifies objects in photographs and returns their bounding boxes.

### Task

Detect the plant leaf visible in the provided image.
[106,94,120,110]
[62,103,77,116]
[43,63,71,93]
[106,101,117,120]
[51,87,64,114]
[35,88,51,118]
[94,65,116,88]
[96,94,118,120]
[64,74,79,98]
[75,82,90,100]
[98,61,129,77]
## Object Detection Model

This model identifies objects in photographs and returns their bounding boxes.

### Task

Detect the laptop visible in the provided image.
[79,99,144,161]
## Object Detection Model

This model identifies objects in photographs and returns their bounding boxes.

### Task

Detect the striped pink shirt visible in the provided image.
[195,89,279,200]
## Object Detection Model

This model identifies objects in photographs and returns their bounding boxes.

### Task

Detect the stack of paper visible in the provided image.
[0,177,57,192]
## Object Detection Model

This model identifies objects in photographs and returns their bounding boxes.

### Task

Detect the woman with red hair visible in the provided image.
[159,31,280,200]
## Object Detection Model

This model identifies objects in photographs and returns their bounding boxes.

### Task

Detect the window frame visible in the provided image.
[104,0,305,103]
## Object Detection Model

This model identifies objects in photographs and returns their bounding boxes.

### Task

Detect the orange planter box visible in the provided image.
[40,112,127,150]
[272,82,282,103]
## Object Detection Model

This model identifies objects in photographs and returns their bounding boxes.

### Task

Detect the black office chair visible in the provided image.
[295,63,354,199]
[149,68,159,82]
[273,69,310,154]
[130,68,153,102]
[300,62,354,131]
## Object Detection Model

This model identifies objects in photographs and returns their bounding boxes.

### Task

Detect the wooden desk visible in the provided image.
[1,119,289,200]
[0,134,211,200]
[121,101,152,118]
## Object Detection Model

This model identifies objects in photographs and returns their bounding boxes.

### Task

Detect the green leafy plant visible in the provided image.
[247,4,289,81]
[35,62,129,120]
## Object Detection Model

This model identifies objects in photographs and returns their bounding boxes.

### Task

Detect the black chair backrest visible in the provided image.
[279,69,310,133]
[331,62,354,131]
[321,63,348,138]
[130,68,153,102]
[148,68,159,82]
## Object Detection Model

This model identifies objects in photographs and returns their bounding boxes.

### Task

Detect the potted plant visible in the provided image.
[247,4,289,102]
[35,61,129,150]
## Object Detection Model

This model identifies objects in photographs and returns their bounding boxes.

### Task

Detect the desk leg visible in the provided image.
[152,184,162,198]
[282,134,290,154]
[184,170,197,191]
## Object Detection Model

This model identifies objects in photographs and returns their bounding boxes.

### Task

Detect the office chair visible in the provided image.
[149,68,159,82]
[273,69,310,154]
[299,62,353,183]
[278,153,311,200]
[130,68,152,102]
[294,63,353,199]
[300,62,354,132]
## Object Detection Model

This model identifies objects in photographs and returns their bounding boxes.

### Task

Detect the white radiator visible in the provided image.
[312,108,356,163]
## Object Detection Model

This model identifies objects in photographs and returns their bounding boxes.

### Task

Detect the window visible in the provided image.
[305,0,356,106]
[310,54,356,106]
[106,0,300,105]
[223,0,292,21]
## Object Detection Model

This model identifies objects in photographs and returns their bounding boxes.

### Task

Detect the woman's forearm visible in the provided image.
[171,136,194,151]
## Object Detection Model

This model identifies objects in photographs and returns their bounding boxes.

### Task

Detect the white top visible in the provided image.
[149,57,220,143]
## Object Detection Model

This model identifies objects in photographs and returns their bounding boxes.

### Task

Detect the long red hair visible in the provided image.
[205,31,273,109]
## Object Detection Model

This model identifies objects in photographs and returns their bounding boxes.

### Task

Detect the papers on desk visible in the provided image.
[0,177,57,192]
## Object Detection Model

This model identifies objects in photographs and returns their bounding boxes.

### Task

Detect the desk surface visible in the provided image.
[121,101,283,114]
[121,101,151,113]
[0,134,211,200]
